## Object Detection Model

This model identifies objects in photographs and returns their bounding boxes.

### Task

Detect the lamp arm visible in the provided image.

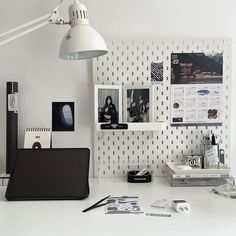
[0,21,50,47]
[0,14,51,39]
[0,0,68,48]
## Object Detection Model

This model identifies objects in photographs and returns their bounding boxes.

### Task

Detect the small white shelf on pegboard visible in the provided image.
[95,121,166,132]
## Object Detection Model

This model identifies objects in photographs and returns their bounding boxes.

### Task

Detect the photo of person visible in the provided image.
[100,95,117,123]
[124,87,152,123]
[95,85,122,124]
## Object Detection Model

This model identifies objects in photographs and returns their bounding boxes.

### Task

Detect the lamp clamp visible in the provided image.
[49,0,70,25]
[49,9,70,25]
[49,9,64,25]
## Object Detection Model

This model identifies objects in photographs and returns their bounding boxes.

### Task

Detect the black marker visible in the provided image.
[82,195,111,213]
[211,133,216,145]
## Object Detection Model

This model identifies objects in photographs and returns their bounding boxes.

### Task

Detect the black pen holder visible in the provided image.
[128,170,152,183]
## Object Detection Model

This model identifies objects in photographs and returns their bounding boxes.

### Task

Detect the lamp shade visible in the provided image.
[59,1,108,60]
[60,25,108,60]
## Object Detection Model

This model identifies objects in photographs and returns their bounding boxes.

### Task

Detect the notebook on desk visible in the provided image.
[5,148,90,201]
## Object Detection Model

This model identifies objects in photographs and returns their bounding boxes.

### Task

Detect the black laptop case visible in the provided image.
[5,148,90,201]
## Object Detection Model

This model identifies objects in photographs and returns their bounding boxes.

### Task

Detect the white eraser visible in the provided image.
[136,168,148,176]
[151,199,170,208]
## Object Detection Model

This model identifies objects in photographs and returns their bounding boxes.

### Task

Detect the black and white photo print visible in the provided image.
[52,102,74,131]
[95,85,122,124]
[124,86,153,123]
[151,62,163,83]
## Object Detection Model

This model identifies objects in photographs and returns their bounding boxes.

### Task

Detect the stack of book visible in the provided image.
[166,162,234,187]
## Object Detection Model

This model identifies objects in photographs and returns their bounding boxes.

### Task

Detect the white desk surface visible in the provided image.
[0,177,235,236]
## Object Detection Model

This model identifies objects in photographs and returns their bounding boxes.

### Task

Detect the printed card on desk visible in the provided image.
[105,196,143,214]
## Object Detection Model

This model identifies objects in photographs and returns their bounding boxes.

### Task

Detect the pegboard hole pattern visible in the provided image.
[93,38,231,178]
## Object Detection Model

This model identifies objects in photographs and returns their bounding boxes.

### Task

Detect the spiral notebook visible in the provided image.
[24,128,51,149]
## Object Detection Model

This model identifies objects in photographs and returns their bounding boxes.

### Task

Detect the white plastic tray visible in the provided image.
[166,162,230,175]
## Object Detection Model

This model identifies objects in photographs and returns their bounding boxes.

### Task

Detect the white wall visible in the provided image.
[0,0,235,177]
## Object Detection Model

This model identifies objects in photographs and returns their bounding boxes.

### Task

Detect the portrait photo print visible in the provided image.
[95,85,122,124]
[52,102,74,131]
[124,86,153,123]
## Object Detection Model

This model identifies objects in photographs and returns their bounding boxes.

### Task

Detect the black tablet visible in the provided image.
[5,148,90,201]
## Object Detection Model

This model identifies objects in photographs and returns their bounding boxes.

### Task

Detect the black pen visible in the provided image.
[211,133,216,145]
[82,195,111,213]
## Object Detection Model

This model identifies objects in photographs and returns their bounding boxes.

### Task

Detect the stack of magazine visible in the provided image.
[166,162,234,187]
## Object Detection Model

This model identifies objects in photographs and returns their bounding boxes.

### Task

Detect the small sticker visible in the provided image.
[8,93,18,113]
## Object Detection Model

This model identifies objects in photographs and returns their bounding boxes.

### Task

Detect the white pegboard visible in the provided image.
[93,38,232,178]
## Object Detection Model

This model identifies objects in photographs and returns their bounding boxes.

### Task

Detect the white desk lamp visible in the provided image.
[0,0,108,60]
